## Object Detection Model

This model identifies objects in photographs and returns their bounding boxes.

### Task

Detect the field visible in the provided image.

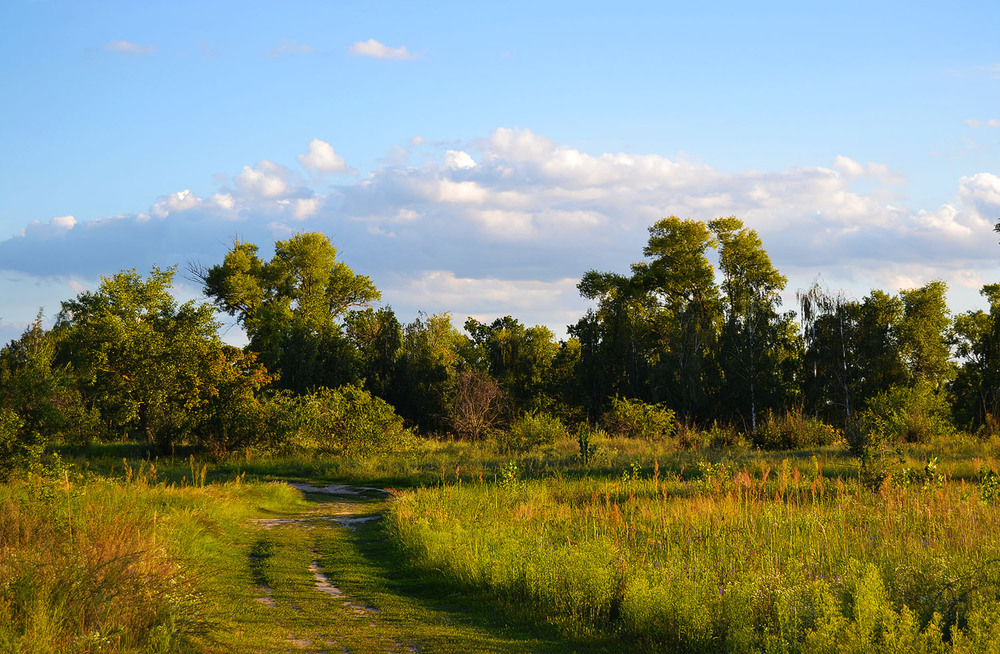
[3,437,1000,653]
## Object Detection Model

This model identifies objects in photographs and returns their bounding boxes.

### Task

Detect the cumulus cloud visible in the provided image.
[103,40,157,55]
[347,39,418,61]
[966,118,1000,128]
[268,40,315,57]
[445,150,476,170]
[3,128,1000,338]
[233,160,294,199]
[298,139,353,174]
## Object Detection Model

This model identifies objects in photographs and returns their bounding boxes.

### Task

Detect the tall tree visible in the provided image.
[950,284,1000,431]
[201,232,380,392]
[632,216,721,420]
[709,216,797,431]
[898,280,953,390]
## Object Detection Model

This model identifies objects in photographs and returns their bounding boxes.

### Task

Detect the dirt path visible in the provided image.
[246,482,420,654]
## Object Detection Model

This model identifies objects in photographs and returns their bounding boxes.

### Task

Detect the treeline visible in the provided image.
[1,218,999,468]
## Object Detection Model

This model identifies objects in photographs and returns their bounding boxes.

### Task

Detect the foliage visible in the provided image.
[201,232,380,392]
[463,316,559,414]
[297,384,410,455]
[856,384,954,450]
[602,396,676,441]
[0,315,101,446]
[0,408,43,479]
[576,425,606,465]
[494,411,567,455]
[391,312,463,434]
[752,409,841,450]
[56,266,221,447]
[187,347,277,456]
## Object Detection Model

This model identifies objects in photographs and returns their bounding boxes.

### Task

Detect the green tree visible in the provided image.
[392,313,463,433]
[898,280,953,390]
[201,232,380,392]
[56,267,220,446]
[951,284,1000,432]
[345,306,403,401]
[573,272,653,414]
[632,216,721,420]
[709,217,798,432]
[0,313,99,445]
[463,316,559,413]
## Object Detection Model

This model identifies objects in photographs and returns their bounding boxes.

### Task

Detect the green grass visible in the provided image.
[8,436,1000,652]
[388,455,1000,652]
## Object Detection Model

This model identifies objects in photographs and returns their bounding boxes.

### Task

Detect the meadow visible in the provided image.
[4,435,1000,653]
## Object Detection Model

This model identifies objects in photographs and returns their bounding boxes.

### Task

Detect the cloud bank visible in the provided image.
[2,128,998,343]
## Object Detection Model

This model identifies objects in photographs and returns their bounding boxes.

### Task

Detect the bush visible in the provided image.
[0,408,44,479]
[494,411,568,455]
[298,384,411,455]
[854,384,953,454]
[753,410,841,450]
[603,396,676,440]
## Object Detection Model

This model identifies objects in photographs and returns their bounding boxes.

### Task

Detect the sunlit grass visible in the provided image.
[389,457,1000,652]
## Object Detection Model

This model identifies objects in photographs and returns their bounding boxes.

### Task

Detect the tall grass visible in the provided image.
[0,461,302,653]
[388,461,1000,652]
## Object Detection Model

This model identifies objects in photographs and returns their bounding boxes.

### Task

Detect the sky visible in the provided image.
[1,0,999,345]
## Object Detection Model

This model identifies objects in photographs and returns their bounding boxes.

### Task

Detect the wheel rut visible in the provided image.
[246,482,420,654]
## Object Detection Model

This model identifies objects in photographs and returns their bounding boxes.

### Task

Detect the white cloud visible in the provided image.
[20,215,77,239]
[151,189,201,217]
[292,197,321,220]
[4,127,1000,339]
[347,39,418,61]
[103,40,157,55]
[445,150,476,170]
[268,40,315,57]
[298,139,352,174]
[234,160,291,199]
[966,118,1000,128]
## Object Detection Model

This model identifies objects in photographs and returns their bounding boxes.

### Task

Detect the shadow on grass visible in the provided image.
[300,490,628,654]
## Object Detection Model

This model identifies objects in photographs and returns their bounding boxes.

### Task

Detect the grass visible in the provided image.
[6,435,1000,652]
[387,448,1000,652]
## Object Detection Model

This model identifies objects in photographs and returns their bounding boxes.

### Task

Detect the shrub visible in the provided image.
[854,384,953,454]
[752,410,841,450]
[494,411,567,455]
[298,384,411,455]
[0,408,45,479]
[602,396,676,440]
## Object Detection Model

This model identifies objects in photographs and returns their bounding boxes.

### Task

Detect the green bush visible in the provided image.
[854,384,954,455]
[602,396,676,440]
[297,384,411,455]
[752,410,841,450]
[0,408,45,479]
[494,411,567,455]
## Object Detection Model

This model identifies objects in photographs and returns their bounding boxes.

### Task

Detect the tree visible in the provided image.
[0,313,99,445]
[632,217,721,420]
[898,280,953,390]
[463,316,559,413]
[709,216,798,432]
[951,284,1000,432]
[56,267,221,446]
[573,271,653,413]
[345,306,403,401]
[392,313,463,433]
[201,232,380,392]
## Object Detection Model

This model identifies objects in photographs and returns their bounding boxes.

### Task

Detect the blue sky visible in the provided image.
[2,0,999,343]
